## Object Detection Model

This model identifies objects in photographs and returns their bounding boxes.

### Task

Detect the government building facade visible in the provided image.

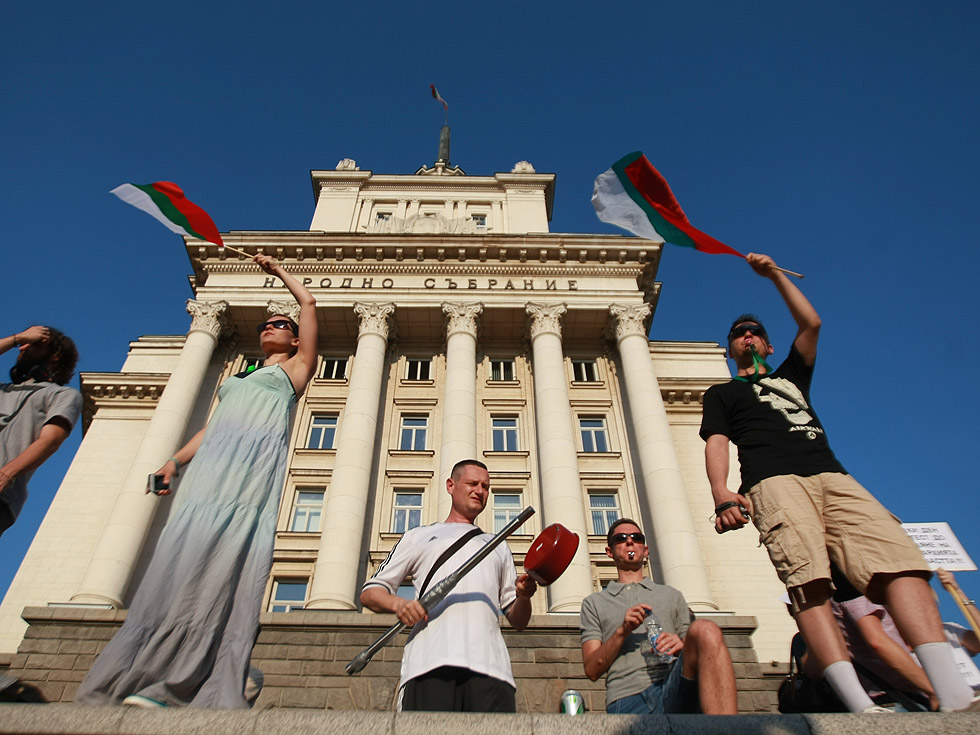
[0,150,796,710]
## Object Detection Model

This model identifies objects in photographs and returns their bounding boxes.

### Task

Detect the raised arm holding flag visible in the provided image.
[592,152,803,278]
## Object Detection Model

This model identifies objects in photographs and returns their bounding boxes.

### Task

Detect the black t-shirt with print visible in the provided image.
[699,345,846,494]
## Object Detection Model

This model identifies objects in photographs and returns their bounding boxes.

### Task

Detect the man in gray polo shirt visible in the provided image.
[580,518,737,714]
[1,325,81,538]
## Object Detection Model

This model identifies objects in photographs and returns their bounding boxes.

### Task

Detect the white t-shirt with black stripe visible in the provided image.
[363,522,518,688]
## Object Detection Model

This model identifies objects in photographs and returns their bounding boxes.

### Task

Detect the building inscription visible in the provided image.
[263,277,579,291]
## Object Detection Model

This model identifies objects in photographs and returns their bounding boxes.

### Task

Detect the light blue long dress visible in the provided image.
[77,365,296,708]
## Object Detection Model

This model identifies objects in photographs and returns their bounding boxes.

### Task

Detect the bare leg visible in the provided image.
[874,572,974,710]
[871,572,943,646]
[792,580,875,712]
[681,619,737,714]
[792,580,849,669]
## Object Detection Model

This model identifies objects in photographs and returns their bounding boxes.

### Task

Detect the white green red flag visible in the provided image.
[110,182,224,247]
[429,84,448,111]
[592,152,743,257]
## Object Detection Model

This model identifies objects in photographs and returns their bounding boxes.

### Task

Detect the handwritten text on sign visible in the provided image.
[902,523,976,571]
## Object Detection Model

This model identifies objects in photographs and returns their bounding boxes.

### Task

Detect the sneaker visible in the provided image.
[957,692,980,712]
[939,692,980,713]
[123,694,167,708]
[860,705,894,714]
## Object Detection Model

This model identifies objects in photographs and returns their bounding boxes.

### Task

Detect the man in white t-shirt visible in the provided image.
[360,459,537,712]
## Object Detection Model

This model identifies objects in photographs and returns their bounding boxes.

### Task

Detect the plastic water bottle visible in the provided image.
[646,617,673,664]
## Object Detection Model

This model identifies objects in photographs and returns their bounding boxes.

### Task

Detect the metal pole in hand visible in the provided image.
[346,506,535,674]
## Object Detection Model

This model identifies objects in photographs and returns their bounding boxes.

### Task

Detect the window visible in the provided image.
[589,493,621,536]
[572,360,599,382]
[489,359,515,382]
[492,493,523,533]
[579,416,609,452]
[375,212,392,223]
[290,489,324,532]
[307,414,338,449]
[391,491,423,533]
[491,416,519,452]
[471,214,487,231]
[405,359,431,381]
[269,579,307,612]
[399,415,428,450]
[321,358,347,380]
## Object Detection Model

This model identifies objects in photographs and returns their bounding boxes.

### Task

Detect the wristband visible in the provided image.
[964,599,976,606]
[714,501,740,514]
[168,457,181,478]
[10,334,19,346]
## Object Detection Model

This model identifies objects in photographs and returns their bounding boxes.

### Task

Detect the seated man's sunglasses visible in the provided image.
[610,532,645,545]
[256,320,298,335]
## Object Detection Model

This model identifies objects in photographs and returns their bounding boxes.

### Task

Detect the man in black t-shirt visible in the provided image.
[699,253,977,713]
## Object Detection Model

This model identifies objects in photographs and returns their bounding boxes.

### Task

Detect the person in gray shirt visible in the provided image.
[0,325,81,538]
[580,518,737,714]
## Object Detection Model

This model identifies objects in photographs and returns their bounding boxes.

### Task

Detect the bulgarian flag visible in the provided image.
[430,84,448,111]
[110,181,224,247]
[592,152,743,257]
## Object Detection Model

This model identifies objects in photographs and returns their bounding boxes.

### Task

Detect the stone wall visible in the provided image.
[4,607,781,713]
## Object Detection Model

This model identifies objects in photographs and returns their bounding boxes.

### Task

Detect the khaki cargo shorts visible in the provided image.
[746,472,930,611]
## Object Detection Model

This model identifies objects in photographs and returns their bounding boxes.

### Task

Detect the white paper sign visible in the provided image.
[902,523,977,571]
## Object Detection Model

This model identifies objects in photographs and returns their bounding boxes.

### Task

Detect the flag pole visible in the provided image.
[774,266,804,279]
[219,244,251,258]
[942,580,980,641]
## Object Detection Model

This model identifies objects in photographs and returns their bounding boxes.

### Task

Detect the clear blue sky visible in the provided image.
[3,2,979,626]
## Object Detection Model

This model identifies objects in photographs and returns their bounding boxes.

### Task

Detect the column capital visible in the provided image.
[267,300,301,324]
[186,299,230,339]
[442,302,483,339]
[525,302,567,340]
[609,303,652,343]
[353,302,395,340]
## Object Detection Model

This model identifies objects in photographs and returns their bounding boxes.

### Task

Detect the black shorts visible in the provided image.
[402,666,516,713]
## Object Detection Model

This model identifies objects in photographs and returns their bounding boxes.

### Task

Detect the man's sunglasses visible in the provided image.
[728,323,766,341]
[610,532,645,545]
[256,320,297,335]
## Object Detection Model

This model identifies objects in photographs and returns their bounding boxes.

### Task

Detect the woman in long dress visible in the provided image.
[77,254,317,708]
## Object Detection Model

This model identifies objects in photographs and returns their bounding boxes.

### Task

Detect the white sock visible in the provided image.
[914,642,973,710]
[822,660,874,713]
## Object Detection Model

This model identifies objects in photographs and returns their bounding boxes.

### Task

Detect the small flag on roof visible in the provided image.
[110,181,224,247]
[430,84,448,111]
[592,152,743,257]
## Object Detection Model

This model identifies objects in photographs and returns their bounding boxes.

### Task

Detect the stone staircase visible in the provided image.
[3,606,780,713]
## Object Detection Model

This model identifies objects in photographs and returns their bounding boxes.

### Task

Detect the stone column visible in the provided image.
[307,302,395,610]
[360,198,377,232]
[525,303,594,611]
[609,304,716,610]
[438,303,483,518]
[71,300,230,607]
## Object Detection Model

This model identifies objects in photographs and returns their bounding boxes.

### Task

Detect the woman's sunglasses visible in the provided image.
[256,320,297,335]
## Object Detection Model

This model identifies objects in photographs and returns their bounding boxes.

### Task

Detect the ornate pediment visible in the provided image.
[368,212,483,235]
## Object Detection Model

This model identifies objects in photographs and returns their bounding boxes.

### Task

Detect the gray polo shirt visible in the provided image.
[0,380,81,521]
[580,577,691,706]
